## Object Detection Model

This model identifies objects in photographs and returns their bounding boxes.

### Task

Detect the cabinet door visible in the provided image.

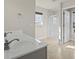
[16,47,47,59]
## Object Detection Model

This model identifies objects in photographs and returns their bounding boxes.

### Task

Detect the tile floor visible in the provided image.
[40,38,75,59]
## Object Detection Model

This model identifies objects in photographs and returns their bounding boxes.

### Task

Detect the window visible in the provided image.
[35,12,43,26]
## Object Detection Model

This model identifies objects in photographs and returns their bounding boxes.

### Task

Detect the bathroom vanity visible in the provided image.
[4,31,47,59]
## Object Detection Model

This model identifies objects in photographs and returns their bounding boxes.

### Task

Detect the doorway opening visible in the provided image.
[62,7,75,46]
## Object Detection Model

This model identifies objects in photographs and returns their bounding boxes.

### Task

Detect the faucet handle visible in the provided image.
[4,39,10,50]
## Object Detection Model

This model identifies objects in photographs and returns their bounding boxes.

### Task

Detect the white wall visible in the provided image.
[4,0,35,37]
[62,0,75,9]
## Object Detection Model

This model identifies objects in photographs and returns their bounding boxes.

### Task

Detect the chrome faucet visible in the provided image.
[4,32,20,50]
[4,39,19,50]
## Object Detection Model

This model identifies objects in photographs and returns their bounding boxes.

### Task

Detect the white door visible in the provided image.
[48,15,59,41]
[63,10,70,43]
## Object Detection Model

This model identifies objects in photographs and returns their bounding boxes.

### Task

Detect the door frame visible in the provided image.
[61,6,75,44]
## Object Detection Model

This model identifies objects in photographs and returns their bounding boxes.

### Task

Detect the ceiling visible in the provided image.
[36,0,75,10]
